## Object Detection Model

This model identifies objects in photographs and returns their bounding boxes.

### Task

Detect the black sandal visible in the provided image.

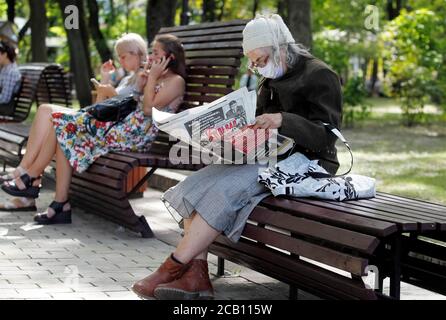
[1,173,41,199]
[34,200,72,225]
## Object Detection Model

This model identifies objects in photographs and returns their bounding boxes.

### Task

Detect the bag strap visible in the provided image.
[324,122,353,177]
[307,123,354,179]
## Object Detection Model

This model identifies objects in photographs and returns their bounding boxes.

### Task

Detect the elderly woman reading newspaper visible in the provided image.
[132,14,343,300]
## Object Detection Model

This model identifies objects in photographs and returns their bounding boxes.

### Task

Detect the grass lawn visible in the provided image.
[337,97,446,205]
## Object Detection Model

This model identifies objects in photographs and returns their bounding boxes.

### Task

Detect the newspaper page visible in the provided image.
[152,87,294,164]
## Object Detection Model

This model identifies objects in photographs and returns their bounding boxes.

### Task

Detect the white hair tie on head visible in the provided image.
[242,13,295,65]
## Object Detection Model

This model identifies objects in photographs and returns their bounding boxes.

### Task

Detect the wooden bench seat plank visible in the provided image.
[305,199,438,231]
[82,166,126,180]
[185,49,242,59]
[70,185,130,209]
[100,152,140,167]
[180,33,243,44]
[355,198,446,223]
[160,22,247,35]
[372,196,446,216]
[71,172,122,189]
[243,223,368,276]
[211,237,377,300]
[249,207,380,255]
[291,198,423,231]
[92,157,132,171]
[261,197,399,236]
[377,193,446,213]
[70,176,125,199]
[183,42,242,51]
[0,123,31,137]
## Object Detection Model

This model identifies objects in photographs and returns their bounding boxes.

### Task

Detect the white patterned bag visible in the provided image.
[258,152,376,201]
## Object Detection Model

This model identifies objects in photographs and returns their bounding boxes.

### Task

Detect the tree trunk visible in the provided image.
[6,0,15,23]
[29,0,48,62]
[217,0,225,21]
[277,0,288,24]
[286,0,312,48]
[125,0,130,32]
[87,0,112,62]
[252,0,259,18]
[202,0,216,22]
[370,59,379,96]
[386,0,404,20]
[58,0,93,107]
[146,0,177,44]
[180,0,189,25]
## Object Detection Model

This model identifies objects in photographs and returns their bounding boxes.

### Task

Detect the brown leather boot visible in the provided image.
[153,259,214,300]
[132,254,190,299]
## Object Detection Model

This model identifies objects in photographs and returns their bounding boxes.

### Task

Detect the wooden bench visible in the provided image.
[209,193,446,299]
[68,20,248,238]
[0,63,71,169]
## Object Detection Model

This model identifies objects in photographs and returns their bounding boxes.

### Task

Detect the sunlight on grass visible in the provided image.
[337,108,446,205]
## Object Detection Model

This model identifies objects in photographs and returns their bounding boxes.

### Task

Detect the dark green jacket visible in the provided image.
[256,55,343,175]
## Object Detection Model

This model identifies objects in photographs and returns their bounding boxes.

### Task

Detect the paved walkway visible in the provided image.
[0,175,444,300]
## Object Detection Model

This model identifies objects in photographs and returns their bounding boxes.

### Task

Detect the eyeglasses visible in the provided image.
[248,55,269,71]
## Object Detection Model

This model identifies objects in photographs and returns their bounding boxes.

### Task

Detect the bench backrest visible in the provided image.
[150,20,248,156]
[158,20,248,109]
[7,63,71,122]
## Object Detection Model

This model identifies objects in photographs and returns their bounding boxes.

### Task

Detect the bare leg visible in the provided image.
[54,145,72,202]
[42,145,72,217]
[173,211,220,264]
[8,126,57,190]
[20,105,58,169]
[26,125,57,178]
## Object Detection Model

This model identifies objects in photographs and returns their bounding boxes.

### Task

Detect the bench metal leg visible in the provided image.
[217,257,225,276]
[138,215,154,238]
[389,236,402,299]
[289,285,298,300]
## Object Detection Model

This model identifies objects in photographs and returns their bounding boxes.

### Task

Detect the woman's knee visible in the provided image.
[36,104,54,117]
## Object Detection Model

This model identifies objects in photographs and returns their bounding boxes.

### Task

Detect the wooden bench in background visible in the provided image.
[0,63,71,169]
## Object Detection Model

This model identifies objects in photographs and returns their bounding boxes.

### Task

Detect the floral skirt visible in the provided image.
[52,108,158,173]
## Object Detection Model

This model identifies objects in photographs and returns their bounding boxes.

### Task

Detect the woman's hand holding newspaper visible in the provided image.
[252,113,283,130]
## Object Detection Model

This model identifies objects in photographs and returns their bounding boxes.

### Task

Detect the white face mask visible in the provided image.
[256,60,284,79]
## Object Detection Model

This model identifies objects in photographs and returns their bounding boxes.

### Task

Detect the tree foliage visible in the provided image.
[381,9,445,126]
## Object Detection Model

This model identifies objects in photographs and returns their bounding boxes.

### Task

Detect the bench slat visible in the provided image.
[211,237,377,300]
[243,223,368,276]
[70,176,125,199]
[288,198,421,231]
[261,197,399,236]
[249,207,380,255]
[354,198,446,223]
[300,199,437,231]
[377,193,446,213]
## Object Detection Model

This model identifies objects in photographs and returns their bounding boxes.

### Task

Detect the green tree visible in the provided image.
[381,9,444,126]
[29,0,48,62]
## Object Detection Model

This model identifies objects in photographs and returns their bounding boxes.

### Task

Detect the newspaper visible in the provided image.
[152,87,295,164]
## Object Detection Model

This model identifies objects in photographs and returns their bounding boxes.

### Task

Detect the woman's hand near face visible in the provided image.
[149,56,170,80]
[135,62,150,92]
[252,113,283,130]
[100,59,116,83]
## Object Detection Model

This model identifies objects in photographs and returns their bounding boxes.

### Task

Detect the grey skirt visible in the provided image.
[161,164,271,243]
